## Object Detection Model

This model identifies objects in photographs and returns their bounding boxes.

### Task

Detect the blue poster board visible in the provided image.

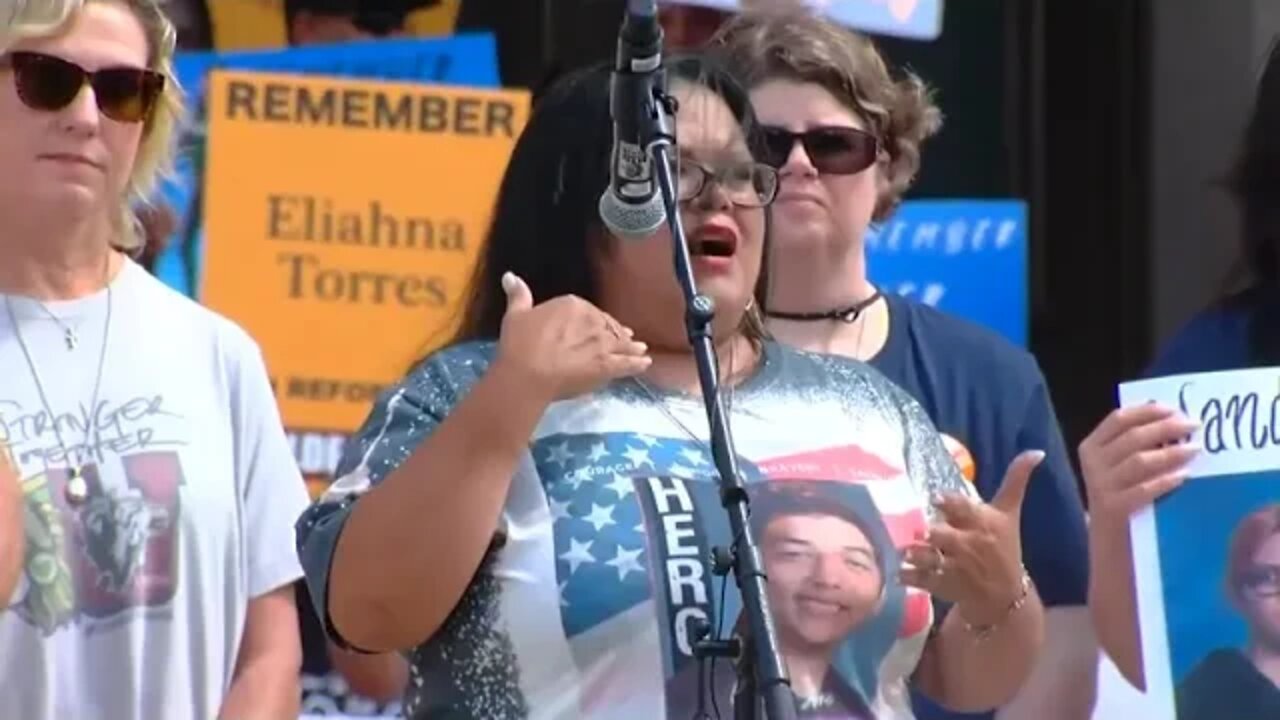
[152,33,500,296]
[866,199,1027,346]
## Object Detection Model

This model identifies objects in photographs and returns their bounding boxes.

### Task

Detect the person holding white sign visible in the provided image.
[1078,39,1280,696]
[710,9,1096,720]
[0,1,310,718]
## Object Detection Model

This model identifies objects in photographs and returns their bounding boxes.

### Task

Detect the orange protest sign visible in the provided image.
[200,69,529,432]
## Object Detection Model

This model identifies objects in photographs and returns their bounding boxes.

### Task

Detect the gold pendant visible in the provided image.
[64,467,88,505]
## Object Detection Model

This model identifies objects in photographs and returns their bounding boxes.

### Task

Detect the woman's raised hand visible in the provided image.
[495,272,652,401]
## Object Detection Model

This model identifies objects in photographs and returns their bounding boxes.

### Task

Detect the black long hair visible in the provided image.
[1221,39,1280,365]
[447,53,771,345]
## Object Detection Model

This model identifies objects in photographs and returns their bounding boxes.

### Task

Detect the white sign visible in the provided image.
[1122,367,1280,719]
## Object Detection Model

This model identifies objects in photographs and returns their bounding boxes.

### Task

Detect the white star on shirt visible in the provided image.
[679,448,707,466]
[606,474,634,499]
[623,446,653,468]
[560,538,595,574]
[587,442,609,462]
[559,580,569,607]
[546,441,573,467]
[668,462,697,478]
[583,503,616,532]
[606,545,645,581]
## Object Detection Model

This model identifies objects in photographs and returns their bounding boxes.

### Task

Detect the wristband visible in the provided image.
[963,568,1033,642]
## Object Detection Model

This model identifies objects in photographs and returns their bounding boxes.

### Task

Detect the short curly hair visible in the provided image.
[709,9,941,220]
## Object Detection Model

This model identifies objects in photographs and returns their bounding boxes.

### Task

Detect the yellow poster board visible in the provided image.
[200,69,529,433]
[206,0,463,49]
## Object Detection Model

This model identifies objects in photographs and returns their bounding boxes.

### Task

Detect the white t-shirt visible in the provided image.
[299,340,977,719]
[0,258,310,719]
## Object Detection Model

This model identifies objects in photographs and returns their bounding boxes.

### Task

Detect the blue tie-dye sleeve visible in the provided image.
[294,341,495,650]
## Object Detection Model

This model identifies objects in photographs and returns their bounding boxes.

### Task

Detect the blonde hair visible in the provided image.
[1,0,184,251]
[710,9,942,220]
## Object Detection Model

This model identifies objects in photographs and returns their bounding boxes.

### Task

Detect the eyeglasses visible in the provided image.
[676,159,778,208]
[1240,565,1280,597]
[760,126,879,176]
[1,51,164,123]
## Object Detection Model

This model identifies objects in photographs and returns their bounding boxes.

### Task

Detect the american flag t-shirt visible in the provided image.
[310,340,973,720]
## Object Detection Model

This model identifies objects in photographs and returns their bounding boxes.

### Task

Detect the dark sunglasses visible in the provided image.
[760,126,879,175]
[1,51,164,123]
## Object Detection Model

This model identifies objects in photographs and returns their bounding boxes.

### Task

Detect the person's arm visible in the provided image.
[1078,404,1197,689]
[996,375,1097,718]
[217,329,312,717]
[301,357,549,653]
[220,585,303,719]
[0,444,23,606]
[996,607,1097,720]
[297,276,650,653]
[910,451,1048,711]
[328,641,409,702]
[888,386,1047,711]
[915,578,1045,712]
[1087,509,1143,688]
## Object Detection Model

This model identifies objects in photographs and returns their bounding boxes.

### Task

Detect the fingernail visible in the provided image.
[501,272,516,291]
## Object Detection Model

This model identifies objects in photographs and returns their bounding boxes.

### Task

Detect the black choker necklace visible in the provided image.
[765,290,883,323]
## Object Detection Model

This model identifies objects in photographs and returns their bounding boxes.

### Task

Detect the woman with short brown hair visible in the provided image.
[712,9,1095,719]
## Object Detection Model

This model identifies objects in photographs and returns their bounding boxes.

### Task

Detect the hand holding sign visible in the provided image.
[901,449,1044,627]
[1078,403,1200,523]
[495,272,652,402]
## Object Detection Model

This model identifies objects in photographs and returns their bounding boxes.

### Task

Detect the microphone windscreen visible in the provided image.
[599,190,667,240]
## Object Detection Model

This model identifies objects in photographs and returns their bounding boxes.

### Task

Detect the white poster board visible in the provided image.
[1120,367,1280,719]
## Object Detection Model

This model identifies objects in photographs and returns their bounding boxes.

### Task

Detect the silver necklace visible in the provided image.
[3,278,113,506]
[628,343,741,450]
[29,302,82,351]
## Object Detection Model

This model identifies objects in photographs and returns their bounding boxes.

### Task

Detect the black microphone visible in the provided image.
[597,0,669,240]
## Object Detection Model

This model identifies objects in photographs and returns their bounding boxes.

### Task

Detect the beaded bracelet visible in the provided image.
[963,569,1034,642]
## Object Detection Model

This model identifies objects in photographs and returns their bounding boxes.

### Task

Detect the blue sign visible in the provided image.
[151,33,501,297]
[866,199,1027,346]
[662,0,945,41]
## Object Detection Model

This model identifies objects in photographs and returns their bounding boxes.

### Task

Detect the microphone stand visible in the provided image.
[631,65,796,720]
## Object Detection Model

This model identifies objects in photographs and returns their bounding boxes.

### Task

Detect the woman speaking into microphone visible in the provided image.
[297,50,1044,719]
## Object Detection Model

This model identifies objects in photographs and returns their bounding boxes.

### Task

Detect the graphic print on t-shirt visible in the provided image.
[0,394,186,635]
[536,431,928,718]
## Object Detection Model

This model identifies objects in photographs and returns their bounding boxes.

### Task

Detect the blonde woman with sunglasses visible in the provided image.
[0,2,310,718]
